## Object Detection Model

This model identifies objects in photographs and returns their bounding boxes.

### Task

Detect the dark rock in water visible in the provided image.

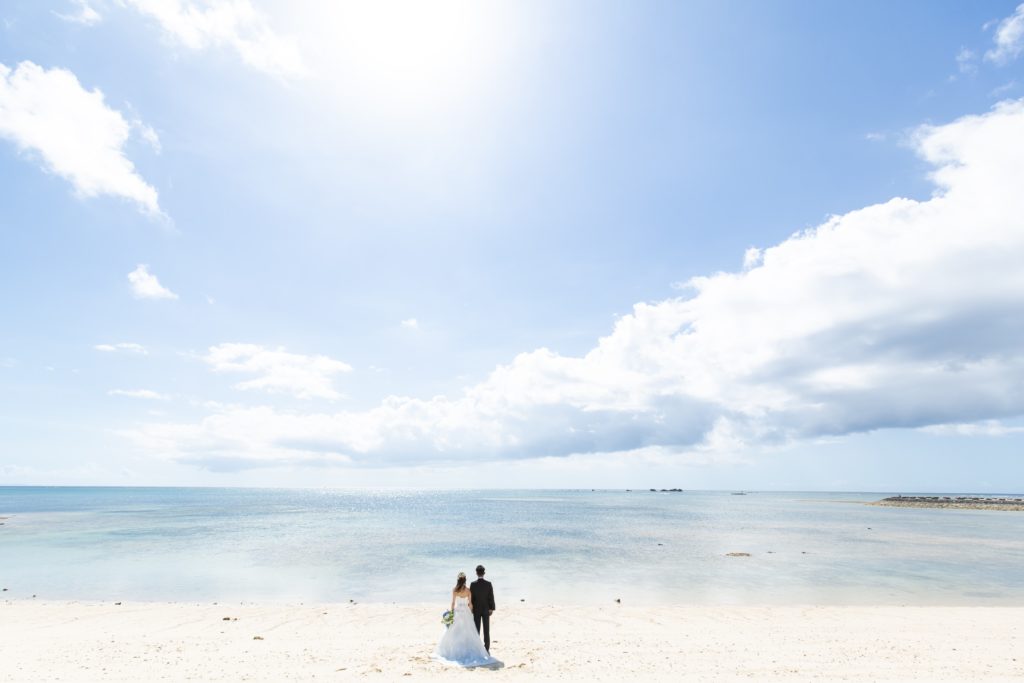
[725,552,751,557]
[615,598,621,603]
[223,617,231,621]
[650,488,656,492]
[114,602,121,606]
[253,635,264,641]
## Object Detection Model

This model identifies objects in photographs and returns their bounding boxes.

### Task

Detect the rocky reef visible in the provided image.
[870,496,1024,511]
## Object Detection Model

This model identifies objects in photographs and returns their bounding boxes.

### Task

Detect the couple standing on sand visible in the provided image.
[433,565,498,667]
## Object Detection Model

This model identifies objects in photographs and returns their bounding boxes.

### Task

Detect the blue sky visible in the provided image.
[2,0,1024,490]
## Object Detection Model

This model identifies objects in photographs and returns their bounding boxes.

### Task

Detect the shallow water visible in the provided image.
[2,487,1022,605]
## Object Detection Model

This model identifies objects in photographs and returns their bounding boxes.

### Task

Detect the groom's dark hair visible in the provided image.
[476,565,485,576]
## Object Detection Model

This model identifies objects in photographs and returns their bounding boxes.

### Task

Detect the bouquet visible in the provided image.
[441,610,454,629]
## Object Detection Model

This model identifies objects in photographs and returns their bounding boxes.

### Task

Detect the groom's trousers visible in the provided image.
[473,612,491,651]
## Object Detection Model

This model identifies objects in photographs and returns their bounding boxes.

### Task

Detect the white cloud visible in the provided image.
[950,46,974,78]
[955,46,978,76]
[121,0,304,78]
[124,99,1024,470]
[135,121,161,153]
[109,389,170,400]
[95,342,148,354]
[992,80,1019,98]
[921,420,1024,437]
[400,318,419,330]
[55,0,102,26]
[203,343,352,400]
[0,61,161,216]
[986,3,1024,65]
[128,264,178,300]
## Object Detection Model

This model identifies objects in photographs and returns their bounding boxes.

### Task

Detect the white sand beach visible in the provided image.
[1,601,1020,682]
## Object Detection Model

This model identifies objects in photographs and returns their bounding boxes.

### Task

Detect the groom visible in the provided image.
[469,564,495,652]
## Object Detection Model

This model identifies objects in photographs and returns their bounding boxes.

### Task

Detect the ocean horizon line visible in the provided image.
[2,484,1023,495]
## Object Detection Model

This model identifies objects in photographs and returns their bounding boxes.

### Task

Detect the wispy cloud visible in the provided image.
[986,3,1024,65]
[991,80,1019,97]
[54,0,101,26]
[135,121,161,153]
[109,389,170,400]
[0,61,162,216]
[121,0,304,78]
[128,265,178,300]
[956,46,978,76]
[400,318,419,330]
[204,343,352,400]
[95,342,148,354]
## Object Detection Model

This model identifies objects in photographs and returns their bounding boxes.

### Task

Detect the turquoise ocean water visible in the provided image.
[1,487,1022,605]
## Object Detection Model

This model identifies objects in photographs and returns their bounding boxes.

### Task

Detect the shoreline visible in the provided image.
[2,600,1021,681]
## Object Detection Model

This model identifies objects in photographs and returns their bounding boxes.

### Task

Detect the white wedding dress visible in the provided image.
[433,596,496,667]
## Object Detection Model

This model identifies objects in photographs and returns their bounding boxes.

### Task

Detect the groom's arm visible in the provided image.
[489,584,496,612]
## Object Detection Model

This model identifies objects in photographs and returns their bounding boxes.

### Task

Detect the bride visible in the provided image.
[433,572,497,667]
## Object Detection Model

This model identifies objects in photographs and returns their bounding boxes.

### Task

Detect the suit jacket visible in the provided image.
[470,578,495,615]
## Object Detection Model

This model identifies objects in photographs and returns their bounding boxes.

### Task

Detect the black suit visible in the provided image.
[469,577,495,651]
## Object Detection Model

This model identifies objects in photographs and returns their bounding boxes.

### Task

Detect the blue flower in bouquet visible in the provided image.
[441,610,454,628]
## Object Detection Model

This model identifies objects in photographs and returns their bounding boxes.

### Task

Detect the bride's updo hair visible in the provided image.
[455,572,467,592]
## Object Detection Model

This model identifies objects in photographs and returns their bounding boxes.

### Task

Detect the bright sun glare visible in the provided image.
[299,1,508,110]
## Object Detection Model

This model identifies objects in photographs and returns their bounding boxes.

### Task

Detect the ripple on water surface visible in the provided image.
[1,487,1022,605]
